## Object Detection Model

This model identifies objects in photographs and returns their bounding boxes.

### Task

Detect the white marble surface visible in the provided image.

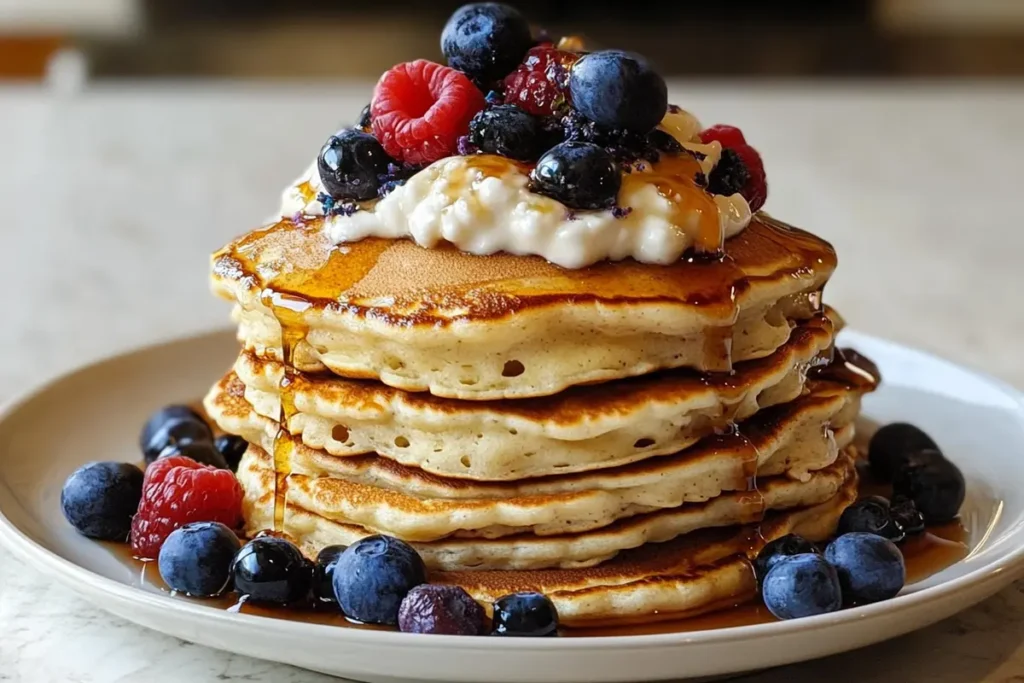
[1,80,1023,682]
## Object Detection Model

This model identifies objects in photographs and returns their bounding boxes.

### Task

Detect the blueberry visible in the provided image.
[441,3,532,85]
[213,434,248,472]
[491,592,559,637]
[158,522,240,597]
[646,128,684,155]
[868,422,939,481]
[140,405,213,464]
[398,584,488,635]
[837,496,905,543]
[892,450,965,523]
[530,141,621,210]
[753,534,820,585]
[825,533,905,605]
[761,554,842,620]
[707,148,750,197]
[890,496,927,536]
[568,50,668,132]
[313,544,347,604]
[318,129,392,201]
[230,537,313,605]
[332,535,426,625]
[61,461,144,540]
[157,440,229,470]
[468,105,542,161]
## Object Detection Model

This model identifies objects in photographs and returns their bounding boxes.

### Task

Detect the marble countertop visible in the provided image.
[1,81,1022,682]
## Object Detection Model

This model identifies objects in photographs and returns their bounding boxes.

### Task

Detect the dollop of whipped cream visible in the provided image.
[280,108,752,269]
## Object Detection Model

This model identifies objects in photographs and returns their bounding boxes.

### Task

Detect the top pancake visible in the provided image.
[212,213,836,399]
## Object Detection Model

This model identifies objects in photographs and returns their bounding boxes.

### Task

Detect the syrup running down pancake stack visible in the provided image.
[203,21,880,627]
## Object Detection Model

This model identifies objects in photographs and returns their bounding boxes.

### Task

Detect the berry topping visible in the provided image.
[130,455,243,560]
[467,105,542,161]
[358,103,372,130]
[398,584,488,635]
[706,149,751,198]
[158,521,240,597]
[318,129,393,201]
[491,591,559,637]
[892,449,965,524]
[140,405,213,465]
[530,141,621,210]
[753,534,819,585]
[868,422,940,481]
[698,124,747,149]
[890,496,927,536]
[61,461,144,541]
[441,3,533,85]
[568,50,668,133]
[762,554,842,620]
[158,440,229,470]
[503,45,578,116]
[314,544,347,604]
[837,496,905,543]
[825,533,906,605]
[698,125,768,211]
[371,60,486,166]
[231,536,314,605]
[332,535,427,625]
[213,434,248,472]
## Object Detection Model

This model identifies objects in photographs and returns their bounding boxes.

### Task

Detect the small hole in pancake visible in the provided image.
[502,360,525,377]
[460,455,471,468]
[394,436,410,448]
[634,438,655,448]
[332,425,350,442]
[384,355,405,371]
[508,428,518,435]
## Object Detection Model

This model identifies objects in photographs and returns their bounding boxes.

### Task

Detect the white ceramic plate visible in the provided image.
[0,329,1022,683]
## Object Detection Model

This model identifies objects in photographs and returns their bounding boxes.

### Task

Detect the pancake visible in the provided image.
[212,213,835,400]
[230,315,835,480]
[239,446,856,570]
[212,373,861,540]
[441,473,857,628]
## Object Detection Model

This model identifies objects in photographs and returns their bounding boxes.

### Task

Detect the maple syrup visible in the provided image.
[101,469,968,637]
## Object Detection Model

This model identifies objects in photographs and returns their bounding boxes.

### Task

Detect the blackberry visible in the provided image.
[707,148,751,197]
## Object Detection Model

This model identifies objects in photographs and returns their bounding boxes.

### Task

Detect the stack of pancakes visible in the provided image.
[204,213,877,627]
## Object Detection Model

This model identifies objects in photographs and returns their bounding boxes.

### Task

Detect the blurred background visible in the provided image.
[5,0,1024,81]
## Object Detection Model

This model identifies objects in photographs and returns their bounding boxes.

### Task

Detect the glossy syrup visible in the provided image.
[259,290,310,531]
[102,476,967,636]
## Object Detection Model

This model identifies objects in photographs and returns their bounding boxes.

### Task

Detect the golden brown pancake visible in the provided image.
[212,213,835,399]
[225,315,837,480]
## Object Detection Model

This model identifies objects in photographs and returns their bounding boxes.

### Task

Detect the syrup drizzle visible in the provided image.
[259,290,310,531]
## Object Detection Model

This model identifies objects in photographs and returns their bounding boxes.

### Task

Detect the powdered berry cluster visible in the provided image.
[315,3,768,217]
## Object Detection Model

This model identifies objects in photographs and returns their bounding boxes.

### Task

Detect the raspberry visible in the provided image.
[130,456,243,560]
[371,60,486,166]
[503,46,578,116]
[699,124,768,211]
[698,124,747,148]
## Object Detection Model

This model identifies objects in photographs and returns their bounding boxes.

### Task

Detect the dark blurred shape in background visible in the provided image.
[4,0,1024,80]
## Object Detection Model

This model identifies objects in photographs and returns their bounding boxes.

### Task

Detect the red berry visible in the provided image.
[130,456,243,560]
[503,46,578,116]
[371,60,486,166]
[731,143,767,211]
[699,124,768,211]
[698,124,747,148]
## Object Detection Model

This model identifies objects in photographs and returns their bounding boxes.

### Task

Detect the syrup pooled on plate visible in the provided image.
[101,470,969,637]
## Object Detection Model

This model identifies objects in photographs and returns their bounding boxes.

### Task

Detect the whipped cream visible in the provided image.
[280,108,752,269]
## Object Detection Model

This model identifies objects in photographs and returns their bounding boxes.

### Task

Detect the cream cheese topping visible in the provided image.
[280,108,752,269]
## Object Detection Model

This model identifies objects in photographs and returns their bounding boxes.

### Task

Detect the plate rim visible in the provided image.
[0,326,1022,653]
